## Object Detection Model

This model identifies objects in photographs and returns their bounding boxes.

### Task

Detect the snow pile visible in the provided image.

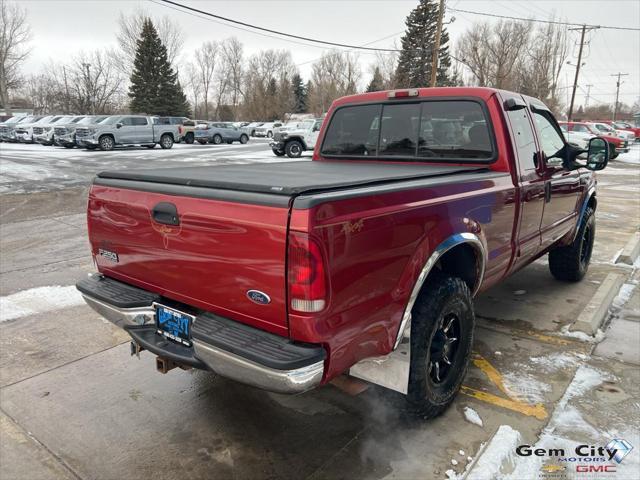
[467,425,521,480]
[463,406,484,427]
[528,352,587,373]
[559,325,606,343]
[612,282,637,310]
[0,285,84,322]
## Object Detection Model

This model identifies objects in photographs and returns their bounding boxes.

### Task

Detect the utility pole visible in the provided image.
[611,72,629,121]
[430,0,445,87]
[584,84,593,108]
[567,25,598,121]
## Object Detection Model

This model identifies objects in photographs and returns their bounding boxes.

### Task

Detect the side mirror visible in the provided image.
[312,125,320,132]
[586,137,609,171]
[116,122,123,129]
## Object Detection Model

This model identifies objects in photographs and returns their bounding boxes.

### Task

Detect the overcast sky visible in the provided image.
[20,0,640,110]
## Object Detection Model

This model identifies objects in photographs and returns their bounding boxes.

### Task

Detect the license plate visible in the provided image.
[154,304,193,346]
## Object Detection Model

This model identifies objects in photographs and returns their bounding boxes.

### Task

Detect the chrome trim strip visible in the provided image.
[81,294,155,328]
[193,340,324,394]
[393,232,485,350]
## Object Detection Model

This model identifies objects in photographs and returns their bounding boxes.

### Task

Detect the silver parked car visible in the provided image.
[76,115,180,150]
[194,122,249,145]
[33,116,75,145]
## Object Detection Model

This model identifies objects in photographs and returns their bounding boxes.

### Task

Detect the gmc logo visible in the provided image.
[576,465,616,473]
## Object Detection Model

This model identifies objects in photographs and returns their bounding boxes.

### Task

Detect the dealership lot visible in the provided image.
[1,142,639,479]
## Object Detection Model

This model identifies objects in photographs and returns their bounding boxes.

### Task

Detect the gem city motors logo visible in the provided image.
[516,438,634,478]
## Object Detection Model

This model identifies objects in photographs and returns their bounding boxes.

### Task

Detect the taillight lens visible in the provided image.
[288,232,327,313]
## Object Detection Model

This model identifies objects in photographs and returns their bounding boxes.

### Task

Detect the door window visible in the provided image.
[506,109,537,172]
[131,117,148,126]
[120,117,135,126]
[533,112,565,158]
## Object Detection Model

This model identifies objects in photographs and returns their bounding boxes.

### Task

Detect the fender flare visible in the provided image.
[392,232,486,350]
[285,136,307,150]
[573,187,597,241]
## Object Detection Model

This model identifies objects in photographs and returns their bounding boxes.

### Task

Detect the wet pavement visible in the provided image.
[1,141,639,479]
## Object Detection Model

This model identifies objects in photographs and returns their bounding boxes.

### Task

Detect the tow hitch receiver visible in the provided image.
[156,356,191,374]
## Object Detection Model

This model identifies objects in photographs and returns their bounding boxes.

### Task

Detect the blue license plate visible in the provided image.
[155,305,193,346]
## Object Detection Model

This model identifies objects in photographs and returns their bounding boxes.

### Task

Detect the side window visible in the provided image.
[379,103,420,156]
[120,117,134,126]
[573,125,587,133]
[533,112,564,158]
[320,104,381,156]
[506,109,537,172]
[132,117,148,126]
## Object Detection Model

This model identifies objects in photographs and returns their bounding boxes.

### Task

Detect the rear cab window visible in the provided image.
[320,99,496,163]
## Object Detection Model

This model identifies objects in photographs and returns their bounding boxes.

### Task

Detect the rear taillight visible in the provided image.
[288,232,327,313]
[178,126,183,134]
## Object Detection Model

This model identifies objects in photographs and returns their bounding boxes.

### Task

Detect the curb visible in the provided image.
[570,272,625,335]
[616,231,640,266]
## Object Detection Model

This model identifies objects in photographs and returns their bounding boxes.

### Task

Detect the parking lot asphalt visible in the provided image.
[1,141,639,480]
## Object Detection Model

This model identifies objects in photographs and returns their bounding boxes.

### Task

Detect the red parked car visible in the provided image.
[559,121,628,159]
[77,87,608,418]
[596,120,640,141]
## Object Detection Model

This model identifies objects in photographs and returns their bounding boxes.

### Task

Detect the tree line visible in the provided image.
[1,0,637,120]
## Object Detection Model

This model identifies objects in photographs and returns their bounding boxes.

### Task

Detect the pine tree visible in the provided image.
[292,73,307,113]
[395,0,453,88]
[366,67,385,92]
[129,18,190,116]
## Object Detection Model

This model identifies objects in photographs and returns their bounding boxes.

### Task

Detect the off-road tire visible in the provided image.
[285,140,303,158]
[159,134,173,149]
[212,134,223,145]
[185,133,194,144]
[403,272,475,419]
[99,135,114,151]
[272,148,285,157]
[549,206,595,282]
[609,144,618,160]
[240,134,249,144]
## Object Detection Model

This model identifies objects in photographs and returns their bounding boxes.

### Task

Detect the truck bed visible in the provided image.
[96,161,485,197]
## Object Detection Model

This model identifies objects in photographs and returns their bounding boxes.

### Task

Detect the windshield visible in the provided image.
[4,116,25,124]
[18,116,36,124]
[613,122,631,129]
[34,116,53,124]
[595,124,614,133]
[52,117,71,124]
[100,116,121,125]
[70,116,85,123]
[321,100,494,162]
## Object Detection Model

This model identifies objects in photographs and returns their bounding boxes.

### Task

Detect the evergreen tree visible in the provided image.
[366,67,385,92]
[129,18,190,116]
[395,0,454,88]
[292,73,307,113]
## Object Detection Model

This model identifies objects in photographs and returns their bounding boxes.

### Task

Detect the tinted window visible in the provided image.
[533,112,564,158]
[506,109,537,172]
[132,117,148,126]
[120,117,135,126]
[379,103,420,156]
[572,124,589,133]
[321,104,381,156]
[418,101,492,159]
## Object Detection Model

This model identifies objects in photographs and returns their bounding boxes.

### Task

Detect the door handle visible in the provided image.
[152,202,180,225]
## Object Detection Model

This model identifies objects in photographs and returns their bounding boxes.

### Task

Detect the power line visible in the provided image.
[448,7,640,31]
[156,0,402,52]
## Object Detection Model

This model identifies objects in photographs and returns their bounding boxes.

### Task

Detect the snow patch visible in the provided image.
[502,372,551,404]
[559,325,606,343]
[0,286,84,322]
[528,352,586,373]
[612,282,637,309]
[463,406,484,427]
[466,425,521,480]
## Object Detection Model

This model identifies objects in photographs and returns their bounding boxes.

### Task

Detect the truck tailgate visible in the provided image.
[87,184,290,335]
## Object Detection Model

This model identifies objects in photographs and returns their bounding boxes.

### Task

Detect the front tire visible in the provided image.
[212,134,222,145]
[549,206,595,282]
[285,140,303,158]
[272,148,285,157]
[185,133,194,144]
[99,135,114,151]
[240,134,249,144]
[159,134,173,149]
[405,273,475,419]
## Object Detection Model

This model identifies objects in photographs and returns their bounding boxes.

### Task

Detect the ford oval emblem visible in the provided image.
[247,290,271,305]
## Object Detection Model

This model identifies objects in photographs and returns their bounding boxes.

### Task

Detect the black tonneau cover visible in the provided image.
[96,161,484,196]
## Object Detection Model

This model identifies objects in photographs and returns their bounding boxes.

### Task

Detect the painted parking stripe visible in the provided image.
[0,285,84,322]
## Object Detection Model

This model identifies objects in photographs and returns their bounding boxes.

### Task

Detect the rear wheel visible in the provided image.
[185,133,194,144]
[549,206,595,282]
[267,131,273,138]
[272,148,285,157]
[212,134,222,145]
[99,135,114,151]
[404,273,475,419]
[159,134,173,149]
[285,140,303,158]
[240,134,249,144]
[609,144,618,160]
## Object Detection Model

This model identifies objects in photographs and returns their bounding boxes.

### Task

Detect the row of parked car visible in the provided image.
[560,120,639,159]
[0,114,296,151]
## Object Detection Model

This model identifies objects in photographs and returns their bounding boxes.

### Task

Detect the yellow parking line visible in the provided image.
[463,353,549,420]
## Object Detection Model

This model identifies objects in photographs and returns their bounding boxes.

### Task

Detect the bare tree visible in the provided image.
[116,9,184,70]
[68,49,126,114]
[368,51,398,90]
[193,41,219,119]
[0,0,31,114]
[221,37,244,119]
[307,50,361,116]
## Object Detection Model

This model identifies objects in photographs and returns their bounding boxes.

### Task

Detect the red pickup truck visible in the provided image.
[77,87,608,418]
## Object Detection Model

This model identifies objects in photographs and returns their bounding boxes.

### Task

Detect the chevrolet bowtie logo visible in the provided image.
[541,464,565,473]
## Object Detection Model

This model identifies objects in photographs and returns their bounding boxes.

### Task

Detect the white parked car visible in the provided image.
[559,123,593,149]
[270,118,322,157]
[253,122,283,138]
[243,122,264,136]
[15,115,61,143]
